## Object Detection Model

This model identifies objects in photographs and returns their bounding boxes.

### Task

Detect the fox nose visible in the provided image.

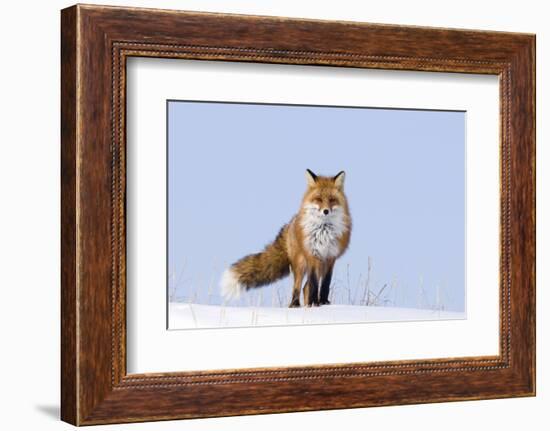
[323,209,329,215]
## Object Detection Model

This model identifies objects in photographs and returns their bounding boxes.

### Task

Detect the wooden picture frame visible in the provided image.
[61,4,535,425]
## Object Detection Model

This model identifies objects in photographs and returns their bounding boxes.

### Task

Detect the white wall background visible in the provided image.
[0,1,546,429]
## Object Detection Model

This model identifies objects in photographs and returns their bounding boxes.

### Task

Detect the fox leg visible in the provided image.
[319,262,334,305]
[289,265,305,308]
[304,270,320,307]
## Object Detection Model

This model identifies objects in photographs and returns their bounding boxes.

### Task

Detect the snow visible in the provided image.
[168,302,466,330]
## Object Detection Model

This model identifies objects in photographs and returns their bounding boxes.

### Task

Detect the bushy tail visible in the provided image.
[221,227,290,300]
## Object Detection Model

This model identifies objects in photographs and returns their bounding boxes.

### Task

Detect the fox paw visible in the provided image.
[305,300,320,307]
[319,299,331,306]
[288,299,301,308]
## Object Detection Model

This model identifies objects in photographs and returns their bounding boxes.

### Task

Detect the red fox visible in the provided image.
[221,169,351,307]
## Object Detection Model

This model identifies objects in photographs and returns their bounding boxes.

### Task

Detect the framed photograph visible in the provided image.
[61,4,535,425]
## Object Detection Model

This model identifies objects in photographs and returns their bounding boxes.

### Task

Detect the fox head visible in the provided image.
[302,169,348,217]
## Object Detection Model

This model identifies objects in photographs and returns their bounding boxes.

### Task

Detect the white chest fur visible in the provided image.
[300,206,347,260]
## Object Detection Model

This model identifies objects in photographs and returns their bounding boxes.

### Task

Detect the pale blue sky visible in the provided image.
[168,101,465,312]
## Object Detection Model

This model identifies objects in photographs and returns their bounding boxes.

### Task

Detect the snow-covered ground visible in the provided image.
[168,302,466,330]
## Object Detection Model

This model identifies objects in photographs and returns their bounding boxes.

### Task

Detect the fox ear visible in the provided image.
[305,169,318,187]
[333,171,345,189]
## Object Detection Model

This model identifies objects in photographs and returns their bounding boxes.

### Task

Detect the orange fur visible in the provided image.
[221,170,352,307]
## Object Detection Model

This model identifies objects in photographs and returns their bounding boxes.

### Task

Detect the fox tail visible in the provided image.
[220,227,290,300]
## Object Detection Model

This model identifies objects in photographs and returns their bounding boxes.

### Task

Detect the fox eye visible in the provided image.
[313,197,322,204]
[329,198,338,205]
